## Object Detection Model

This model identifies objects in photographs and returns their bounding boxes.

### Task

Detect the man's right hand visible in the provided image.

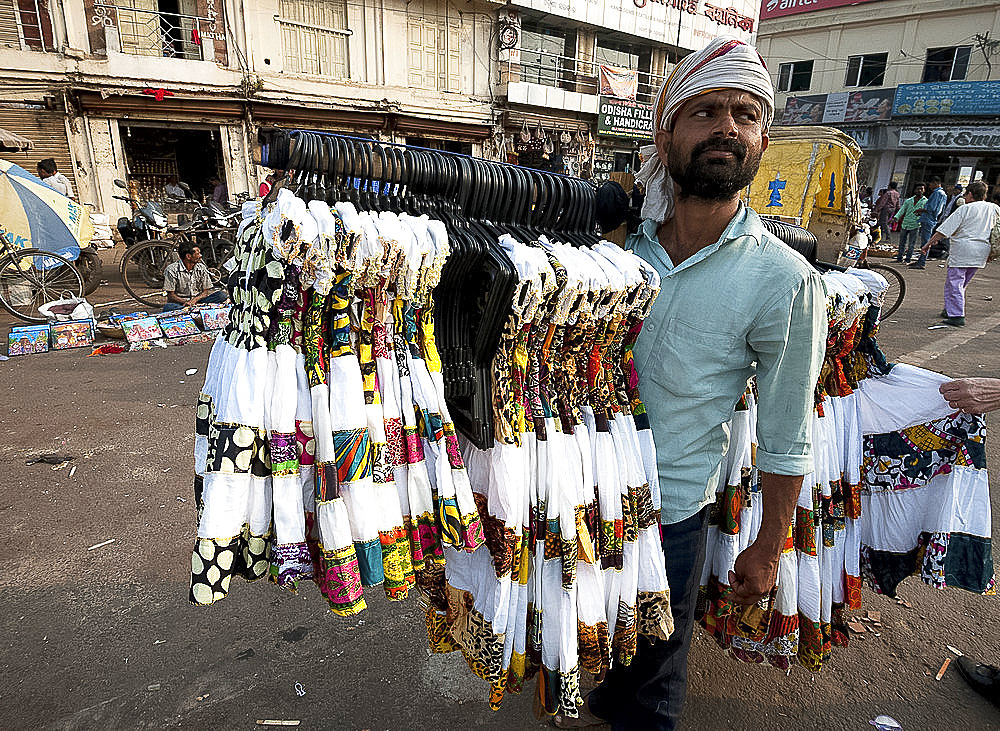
[940,378,1000,414]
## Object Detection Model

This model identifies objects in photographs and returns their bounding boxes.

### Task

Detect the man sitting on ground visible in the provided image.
[162,241,228,312]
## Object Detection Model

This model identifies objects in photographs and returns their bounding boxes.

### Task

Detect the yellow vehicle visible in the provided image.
[746,125,863,263]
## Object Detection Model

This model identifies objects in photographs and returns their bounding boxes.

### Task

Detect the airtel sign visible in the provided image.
[760,0,881,20]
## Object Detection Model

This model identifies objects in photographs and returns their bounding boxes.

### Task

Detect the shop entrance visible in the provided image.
[904,154,962,193]
[121,124,223,203]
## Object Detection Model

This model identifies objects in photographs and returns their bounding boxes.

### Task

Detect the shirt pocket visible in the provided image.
[645,317,742,400]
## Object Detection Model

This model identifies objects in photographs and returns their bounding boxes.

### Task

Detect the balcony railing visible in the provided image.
[499,48,668,104]
[93,3,220,60]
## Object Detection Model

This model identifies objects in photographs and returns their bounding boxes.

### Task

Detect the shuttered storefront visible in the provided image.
[0,103,76,189]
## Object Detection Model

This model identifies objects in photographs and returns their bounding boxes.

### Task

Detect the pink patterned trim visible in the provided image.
[404,426,425,464]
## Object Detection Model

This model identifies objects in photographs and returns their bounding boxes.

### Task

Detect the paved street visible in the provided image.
[2,257,999,730]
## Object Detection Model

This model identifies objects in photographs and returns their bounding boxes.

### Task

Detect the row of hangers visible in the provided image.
[257,127,601,449]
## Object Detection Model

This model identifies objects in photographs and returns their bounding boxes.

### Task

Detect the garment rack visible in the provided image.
[257,127,600,448]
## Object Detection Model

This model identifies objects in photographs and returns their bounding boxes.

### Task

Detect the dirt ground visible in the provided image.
[2,252,999,730]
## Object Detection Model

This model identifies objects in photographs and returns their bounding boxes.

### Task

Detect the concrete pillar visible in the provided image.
[85,117,130,220]
[576,28,596,94]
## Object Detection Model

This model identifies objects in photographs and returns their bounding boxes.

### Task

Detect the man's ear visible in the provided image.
[654,128,671,167]
[760,132,769,154]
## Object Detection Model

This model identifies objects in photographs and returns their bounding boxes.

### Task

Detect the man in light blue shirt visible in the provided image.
[631,205,826,525]
[910,175,945,269]
[566,38,827,731]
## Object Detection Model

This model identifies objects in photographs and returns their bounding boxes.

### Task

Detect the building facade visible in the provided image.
[1,0,496,220]
[757,0,1000,196]
[496,0,760,181]
[0,0,763,220]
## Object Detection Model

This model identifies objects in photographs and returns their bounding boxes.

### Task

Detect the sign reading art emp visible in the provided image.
[898,126,1000,151]
[894,81,1000,117]
[598,97,655,140]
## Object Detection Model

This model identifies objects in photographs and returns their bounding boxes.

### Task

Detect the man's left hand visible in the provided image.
[728,540,780,605]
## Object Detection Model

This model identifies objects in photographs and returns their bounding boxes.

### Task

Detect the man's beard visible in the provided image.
[668,137,762,201]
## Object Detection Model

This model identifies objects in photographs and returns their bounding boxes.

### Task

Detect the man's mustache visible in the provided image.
[691,138,747,161]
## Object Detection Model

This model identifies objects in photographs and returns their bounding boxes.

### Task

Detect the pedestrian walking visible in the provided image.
[910,175,946,269]
[929,183,966,259]
[872,181,900,244]
[920,180,1000,326]
[554,36,826,730]
[893,183,925,263]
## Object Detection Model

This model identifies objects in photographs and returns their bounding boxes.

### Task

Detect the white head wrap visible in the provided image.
[636,36,775,223]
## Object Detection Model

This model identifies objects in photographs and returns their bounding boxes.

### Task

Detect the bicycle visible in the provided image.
[857,257,905,319]
[0,238,84,324]
[836,225,906,319]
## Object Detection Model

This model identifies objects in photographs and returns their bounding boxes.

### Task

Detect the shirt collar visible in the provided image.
[634,201,761,275]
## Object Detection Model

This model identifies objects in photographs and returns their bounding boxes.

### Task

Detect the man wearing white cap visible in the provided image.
[558,37,827,729]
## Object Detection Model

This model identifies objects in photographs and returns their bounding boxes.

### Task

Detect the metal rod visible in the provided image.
[284,129,581,179]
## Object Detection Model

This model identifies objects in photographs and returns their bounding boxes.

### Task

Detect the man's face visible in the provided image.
[654,89,769,203]
[185,247,203,265]
[914,185,925,197]
[37,168,50,179]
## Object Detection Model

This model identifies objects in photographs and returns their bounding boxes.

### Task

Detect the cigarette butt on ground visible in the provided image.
[87,538,115,551]
[255,722,301,727]
[936,657,952,680]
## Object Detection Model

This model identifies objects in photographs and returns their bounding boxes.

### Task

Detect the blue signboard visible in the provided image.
[893,80,1000,117]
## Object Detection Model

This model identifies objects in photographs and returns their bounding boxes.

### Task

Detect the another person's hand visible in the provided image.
[940,378,1000,414]
[729,540,780,605]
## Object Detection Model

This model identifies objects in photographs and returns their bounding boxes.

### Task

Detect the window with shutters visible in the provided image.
[0,1,20,49]
[406,0,460,92]
[0,0,55,51]
[278,0,350,78]
[115,0,162,57]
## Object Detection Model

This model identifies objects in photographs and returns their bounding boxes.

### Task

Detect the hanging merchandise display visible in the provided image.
[428,233,672,717]
[696,267,994,672]
[189,128,994,725]
[190,129,671,721]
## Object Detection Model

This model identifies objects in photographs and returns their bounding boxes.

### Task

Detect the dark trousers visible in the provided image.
[589,506,711,731]
[896,227,920,261]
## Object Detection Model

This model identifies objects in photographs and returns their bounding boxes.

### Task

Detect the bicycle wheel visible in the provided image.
[0,248,84,324]
[866,263,906,319]
[120,240,179,309]
[204,237,235,285]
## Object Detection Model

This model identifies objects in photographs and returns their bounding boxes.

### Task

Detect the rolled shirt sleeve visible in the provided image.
[748,269,827,475]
